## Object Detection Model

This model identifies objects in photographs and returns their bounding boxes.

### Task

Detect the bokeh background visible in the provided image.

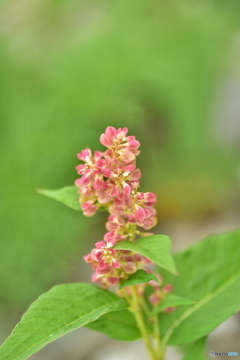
[0,0,240,359]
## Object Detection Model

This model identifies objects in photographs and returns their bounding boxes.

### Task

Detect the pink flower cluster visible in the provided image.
[75,126,158,287]
[118,274,175,312]
[148,281,175,312]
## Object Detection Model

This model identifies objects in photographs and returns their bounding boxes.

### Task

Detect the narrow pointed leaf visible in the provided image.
[86,309,141,341]
[159,230,240,345]
[114,235,178,275]
[151,294,195,315]
[119,269,160,289]
[0,283,128,360]
[37,186,80,211]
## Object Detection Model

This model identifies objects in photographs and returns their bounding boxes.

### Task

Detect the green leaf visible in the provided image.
[37,186,81,211]
[86,309,141,341]
[182,337,207,360]
[0,283,128,360]
[114,235,178,275]
[151,294,195,315]
[159,230,240,346]
[119,269,159,289]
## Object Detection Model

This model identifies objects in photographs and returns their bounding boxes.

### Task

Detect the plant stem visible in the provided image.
[141,297,152,318]
[122,288,132,303]
[130,286,159,360]
[152,316,164,359]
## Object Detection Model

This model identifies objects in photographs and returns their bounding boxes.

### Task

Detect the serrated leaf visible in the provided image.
[114,235,178,275]
[86,309,141,341]
[151,294,195,315]
[159,230,240,346]
[0,283,128,360]
[119,269,159,289]
[182,337,207,360]
[37,186,81,211]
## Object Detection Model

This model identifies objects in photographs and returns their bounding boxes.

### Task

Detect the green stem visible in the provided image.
[124,224,164,359]
[141,297,152,318]
[122,288,132,304]
[152,316,164,359]
[130,286,159,360]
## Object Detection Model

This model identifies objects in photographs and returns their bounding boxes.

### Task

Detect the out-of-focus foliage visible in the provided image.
[0,0,240,337]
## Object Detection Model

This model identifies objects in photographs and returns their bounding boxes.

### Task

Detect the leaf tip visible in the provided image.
[36,188,43,194]
[169,267,179,276]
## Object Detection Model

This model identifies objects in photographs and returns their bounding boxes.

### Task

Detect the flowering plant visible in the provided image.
[1,127,240,360]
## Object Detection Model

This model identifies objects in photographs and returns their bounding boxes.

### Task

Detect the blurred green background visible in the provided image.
[1,0,240,342]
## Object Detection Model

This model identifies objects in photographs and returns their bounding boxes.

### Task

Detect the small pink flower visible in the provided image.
[135,206,146,222]
[164,307,176,313]
[128,198,157,230]
[163,284,173,294]
[108,276,120,285]
[143,192,157,206]
[119,150,136,164]
[123,262,137,273]
[76,149,103,186]
[100,126,118,147]
[97,260,113,275]
[119,253,137,274]
[83,253,92,263]
[85,241,121,277]
[95,241,106,249]
[77,148,92,162]
[104,231,125,245]
[91,272,101,283]
[149,293,161,305]
[100,126,127,148]
[100,127,140,163]
[81,201,99,216]
[106,215,125,231]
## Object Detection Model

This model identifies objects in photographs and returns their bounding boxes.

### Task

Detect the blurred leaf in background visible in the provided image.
[0,0,240,340]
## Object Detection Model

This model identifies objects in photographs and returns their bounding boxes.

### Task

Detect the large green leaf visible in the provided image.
[37,186,81,211]
[119,269,159,289]
[159,230,240,346]
[0,283,128,360]
[151,294,195,315]
[114,235,178,275]
[182,337,207,360]
[86,309,141,341]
